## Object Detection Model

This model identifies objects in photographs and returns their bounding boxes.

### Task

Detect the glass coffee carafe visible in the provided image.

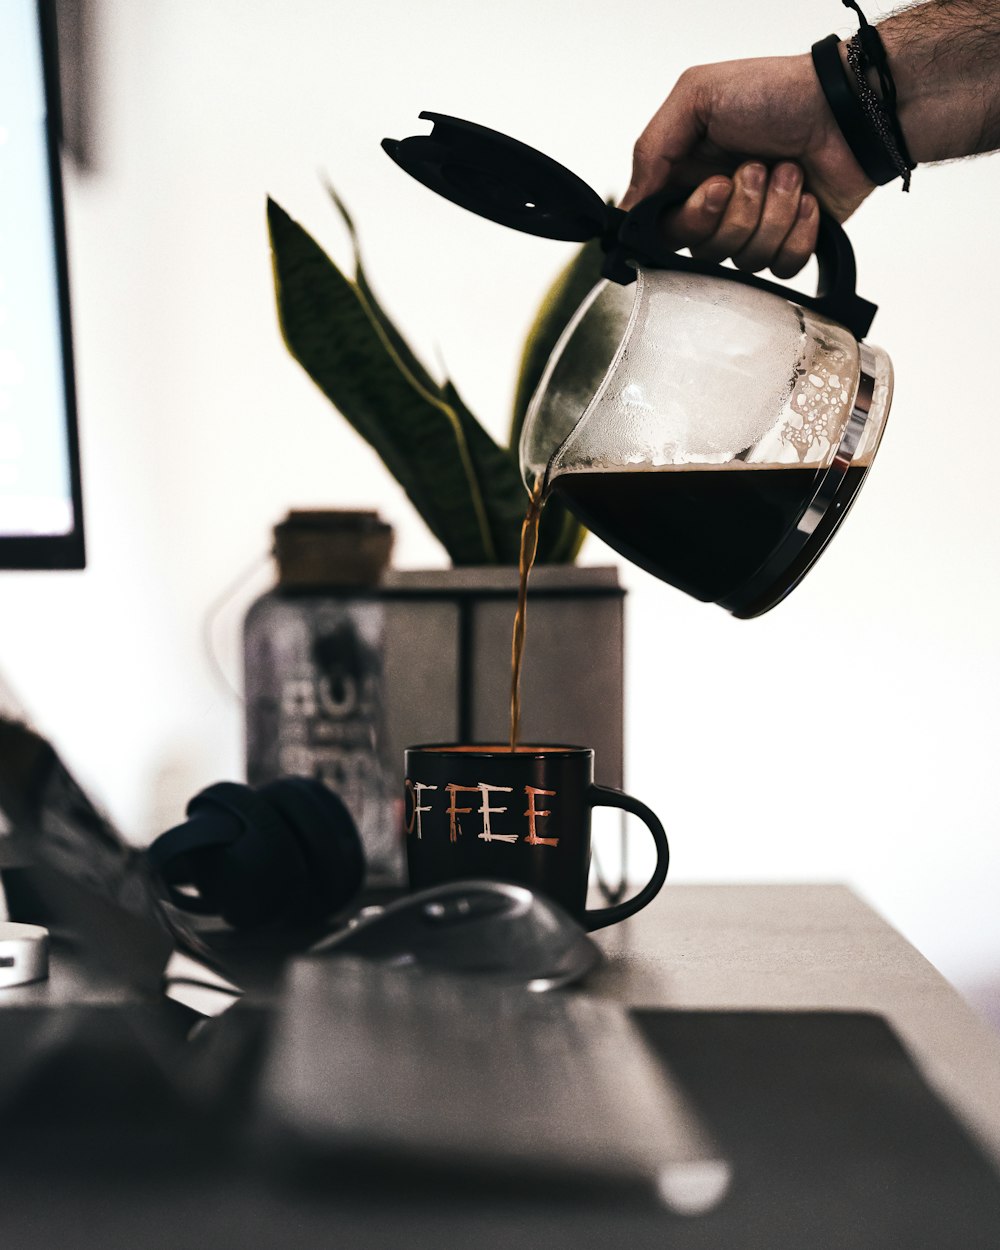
[519,266,891,616]
[385,113,893,616]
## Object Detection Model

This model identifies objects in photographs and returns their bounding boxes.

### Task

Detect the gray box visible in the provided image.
[381,565,624,787]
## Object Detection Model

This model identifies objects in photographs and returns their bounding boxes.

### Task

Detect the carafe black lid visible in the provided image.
[383,111,877,338]
[382,112,619,246]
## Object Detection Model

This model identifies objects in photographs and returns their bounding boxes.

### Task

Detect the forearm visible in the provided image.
[866,0,1000,161]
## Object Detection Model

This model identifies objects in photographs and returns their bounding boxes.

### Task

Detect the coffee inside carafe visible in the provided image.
[552,461,871,616]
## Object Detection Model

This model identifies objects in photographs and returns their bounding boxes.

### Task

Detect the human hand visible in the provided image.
[620,53,877,277]
[653,161,820,279]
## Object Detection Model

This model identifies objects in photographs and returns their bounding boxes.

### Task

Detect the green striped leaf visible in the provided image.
[440,379,527,566]
[508,238,605,563]
[322,184,545,564]
[268,198,495,565]
[324,182,442,398]
[509,237,605,452]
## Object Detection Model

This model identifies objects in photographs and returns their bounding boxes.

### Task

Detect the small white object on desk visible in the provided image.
[0,921,50,987]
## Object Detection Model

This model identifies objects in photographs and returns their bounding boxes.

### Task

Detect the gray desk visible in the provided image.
[5,880,1000,1164]
[589,883,1000,1170]
[4,882,1000,1250]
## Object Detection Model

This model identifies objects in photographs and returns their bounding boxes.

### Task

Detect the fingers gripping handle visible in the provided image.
[583,785,670,932]
[606,187,877,339]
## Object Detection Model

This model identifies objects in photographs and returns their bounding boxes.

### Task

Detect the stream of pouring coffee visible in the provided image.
[509,475,545,752]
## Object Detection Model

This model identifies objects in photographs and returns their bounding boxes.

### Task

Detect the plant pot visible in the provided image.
[244,564,624,887]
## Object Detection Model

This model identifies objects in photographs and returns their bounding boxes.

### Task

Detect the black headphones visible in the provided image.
[145,777,365,929]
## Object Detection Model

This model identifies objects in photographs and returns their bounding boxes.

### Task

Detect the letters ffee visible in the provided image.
[405,781,559,848]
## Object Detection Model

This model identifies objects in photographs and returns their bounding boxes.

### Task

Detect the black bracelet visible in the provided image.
[841,0,917,189]
[845,36,915,190]
[844,0,897,107]
[810,33,900,185]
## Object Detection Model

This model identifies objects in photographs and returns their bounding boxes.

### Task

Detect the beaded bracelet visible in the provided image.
[811,0,917,191]
[845,34,915,190]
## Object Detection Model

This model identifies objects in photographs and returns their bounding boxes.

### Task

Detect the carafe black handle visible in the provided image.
[607,187,877,340]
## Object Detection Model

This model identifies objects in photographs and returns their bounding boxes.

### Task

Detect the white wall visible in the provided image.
[2,0,999,1010]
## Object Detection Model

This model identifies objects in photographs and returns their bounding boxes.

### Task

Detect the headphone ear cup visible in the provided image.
[146,778,365,930]
[181,782,311,929]
[257,778,365,920]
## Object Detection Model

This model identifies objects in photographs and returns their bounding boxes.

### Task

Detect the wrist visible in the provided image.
[811,33,904,187]
[868,25,935,163]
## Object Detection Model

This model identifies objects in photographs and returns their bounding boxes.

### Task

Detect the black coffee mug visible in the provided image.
[403,744,669,931]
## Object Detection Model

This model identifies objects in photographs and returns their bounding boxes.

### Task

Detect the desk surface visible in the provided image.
[589,883,1000,1169]
[5,880,1000,1165]
[4,881,1000,1248]
[7,875,1000,1165]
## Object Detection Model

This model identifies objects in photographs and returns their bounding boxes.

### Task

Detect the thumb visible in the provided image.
[620,162,676,213]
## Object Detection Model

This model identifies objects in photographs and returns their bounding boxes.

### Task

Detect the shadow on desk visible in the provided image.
[1,1003,1000,1249]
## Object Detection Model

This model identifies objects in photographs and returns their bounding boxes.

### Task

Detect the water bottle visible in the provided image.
[243,511,402,886]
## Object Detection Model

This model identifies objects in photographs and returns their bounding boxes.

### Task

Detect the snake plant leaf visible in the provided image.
[321,184,527,564]
[323,181,573,565]
[440,379,526,565]
[441,378,587,566]
[323,181,441,397]
[509,237,606,452]
[537,498,588,564]
[508,238,605,563]
[532,489,585,564]
[268,197,496,565]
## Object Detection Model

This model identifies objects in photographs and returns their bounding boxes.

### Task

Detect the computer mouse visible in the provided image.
[308,880,601,991]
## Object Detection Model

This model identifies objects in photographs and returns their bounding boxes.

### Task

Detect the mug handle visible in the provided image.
[583,785,670,932]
